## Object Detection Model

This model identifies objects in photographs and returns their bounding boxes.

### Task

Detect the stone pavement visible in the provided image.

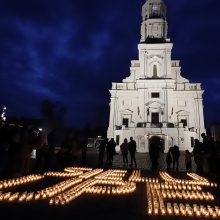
[112,151,197,172]
[84,148,197,172]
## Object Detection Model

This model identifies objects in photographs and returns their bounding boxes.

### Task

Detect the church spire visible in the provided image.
[140,0,168,43]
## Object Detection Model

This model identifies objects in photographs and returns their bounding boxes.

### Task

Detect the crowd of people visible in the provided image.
[98,133,220,177]
[0,122,47,177]
[98,137,137,168]
[192,133,220,175]
[1,121,220,178]
[163,133,219,175]
[0,122,87,178]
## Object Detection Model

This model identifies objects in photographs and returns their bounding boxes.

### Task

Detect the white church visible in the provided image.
[107,0,205,153]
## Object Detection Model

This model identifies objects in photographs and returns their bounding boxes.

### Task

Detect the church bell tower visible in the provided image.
[141,0,168,43]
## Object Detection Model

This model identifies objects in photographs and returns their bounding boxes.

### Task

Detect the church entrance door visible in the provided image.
[151,113,159,124]
[148,135,165,153]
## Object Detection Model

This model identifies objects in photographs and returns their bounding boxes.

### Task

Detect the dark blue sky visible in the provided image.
[0,0,220,128]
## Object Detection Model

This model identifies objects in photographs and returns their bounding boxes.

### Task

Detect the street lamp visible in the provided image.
[1,106,7,122]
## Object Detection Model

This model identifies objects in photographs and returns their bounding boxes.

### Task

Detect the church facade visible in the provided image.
[107,0,205,153]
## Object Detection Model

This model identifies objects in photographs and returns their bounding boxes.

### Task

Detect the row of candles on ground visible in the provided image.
[0,175,44,190]
[159,182,202,191]
[0,167,97,191]
[160,172,217,187]
[187,173,217,187]
[46,168,105,179]
[78,169,103,179]
[95,180,126,186]
[49,171,136,205]
[128,170,146,183]
[0,168,133,204]
[49,178,97,205]
[146,180,214,201]
[46,172,82,178]
[64,167,93,173]
[0,177,83,202]
[93,170,128,186]
[85,183,136,195]
[161,189,214,201]
[0,167,99,202]
[166,203,220,218]
[147,183,220,218]
[49,169,137,205]
[3,169,134,205]
[94,170,127,181]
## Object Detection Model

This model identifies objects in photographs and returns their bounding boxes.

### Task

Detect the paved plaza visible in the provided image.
[75,148,197,172]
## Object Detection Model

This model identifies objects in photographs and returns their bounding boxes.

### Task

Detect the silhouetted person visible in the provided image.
[166,148,172,170]
[0,123,11,176]
[201,133,208,147]
[209,137,218,174]
[35,132,48,173]
[79,135,87,165]
[98,138,108,166]
[170,145,180,171]
[149,141,160,171]
[201,133,210,171]
[128,137,137,168]
[120,138,128,167]
[18,123,37,176]
[185,150,192,172]
[56,147,69,169]
[69,137,80,165]
[106,138,116,166]
[202,133,216,173]
[7,125,21,176]
[215,141,220,176]
[45,129,56,170]
[192,139,204,174]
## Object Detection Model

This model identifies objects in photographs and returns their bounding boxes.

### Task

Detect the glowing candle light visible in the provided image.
[167,203,173,215]
[173,203,180,215]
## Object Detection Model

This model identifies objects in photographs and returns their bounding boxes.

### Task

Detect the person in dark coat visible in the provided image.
[35,131,48,173]
[98,138,108,166]
[128,137,137,168]
[120,138,129,167]
[192,139,204,174]
[79,134,87,165]
[106,138,116,166]
[170,145,180,171]
[185,150,192,172]
[149,142,160,171]
[166,148,172,170]
[7,125,21,176]
[18,123,37,176]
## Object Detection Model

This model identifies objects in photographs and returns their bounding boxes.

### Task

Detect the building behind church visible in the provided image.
[107,0,205,153]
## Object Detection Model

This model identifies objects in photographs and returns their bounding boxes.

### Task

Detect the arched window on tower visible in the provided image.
[153,65,158,78]
[151,4,161,18]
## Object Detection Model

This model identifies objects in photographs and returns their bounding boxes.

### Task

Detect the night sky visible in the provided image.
[0,0,220,129]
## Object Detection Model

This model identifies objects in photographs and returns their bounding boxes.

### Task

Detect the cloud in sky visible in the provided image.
[0,0,220,128]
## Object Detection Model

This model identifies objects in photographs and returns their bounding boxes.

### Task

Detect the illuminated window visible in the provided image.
[151,4,160,17]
